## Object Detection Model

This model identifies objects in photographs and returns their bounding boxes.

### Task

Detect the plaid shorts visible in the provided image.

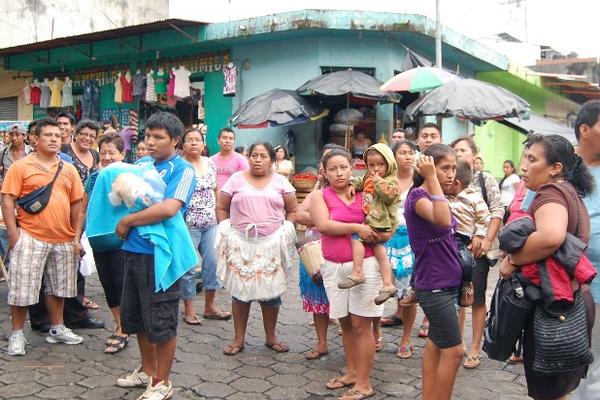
[8,230,78,306]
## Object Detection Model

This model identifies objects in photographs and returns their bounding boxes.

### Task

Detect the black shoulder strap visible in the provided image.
[478,172,489,206]
[48,161,64,187]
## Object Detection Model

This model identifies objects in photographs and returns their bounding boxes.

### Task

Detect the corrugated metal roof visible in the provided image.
[0,19,206,57]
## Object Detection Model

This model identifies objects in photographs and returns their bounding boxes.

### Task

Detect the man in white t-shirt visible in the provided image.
[210,127,249,189]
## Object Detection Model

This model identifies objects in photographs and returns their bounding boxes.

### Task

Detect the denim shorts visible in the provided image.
[416,287,462,349]
[121,252,180,343]
[232,296,282,308]
[181,225,219,300]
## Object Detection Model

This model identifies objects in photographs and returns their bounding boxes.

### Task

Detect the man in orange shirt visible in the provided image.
[1,118,85,356]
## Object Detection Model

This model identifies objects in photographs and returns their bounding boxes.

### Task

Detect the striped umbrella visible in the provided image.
[380,67,457,93]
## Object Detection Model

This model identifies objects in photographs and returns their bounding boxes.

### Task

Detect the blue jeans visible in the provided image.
[0,227,8,264]
[181,225,219,300]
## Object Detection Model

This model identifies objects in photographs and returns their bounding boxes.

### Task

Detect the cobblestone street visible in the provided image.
[0,267,531,400]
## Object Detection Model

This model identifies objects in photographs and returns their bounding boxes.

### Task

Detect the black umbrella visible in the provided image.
[406,78,530,120]
[297,69,401,103]
[230,89,327,129]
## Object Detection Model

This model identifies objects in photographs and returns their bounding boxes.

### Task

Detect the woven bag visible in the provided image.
[533,289,593,375]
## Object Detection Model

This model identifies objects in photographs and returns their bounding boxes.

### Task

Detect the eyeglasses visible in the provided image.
[77,132,97,139]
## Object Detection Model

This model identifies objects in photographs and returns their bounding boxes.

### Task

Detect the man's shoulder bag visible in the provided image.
[16,161,63,214]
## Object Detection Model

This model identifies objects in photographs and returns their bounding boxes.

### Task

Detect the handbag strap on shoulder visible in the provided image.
[48,161,64,187]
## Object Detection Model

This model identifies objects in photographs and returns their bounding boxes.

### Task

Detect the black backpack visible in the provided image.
[483,275,534,361]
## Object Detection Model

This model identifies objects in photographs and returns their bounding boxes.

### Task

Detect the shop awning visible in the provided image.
[501,113,576,144]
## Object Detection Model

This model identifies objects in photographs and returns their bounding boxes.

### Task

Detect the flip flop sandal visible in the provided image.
[304,350,329,360]
[265,342,289,353]
[202,310,232,321]
[183,315,202,325]
[339,388,376,400]
[396,344,413,359]
[105,333,118,346]
[338,275,367,289]
[223,344,244,356]
[380,314,403,327]
[83,298,100,309]
[463,354,481,369]
[375,337,384,352]
[326,377,355,390]
[104,335,129,355]
[418,324,429,338]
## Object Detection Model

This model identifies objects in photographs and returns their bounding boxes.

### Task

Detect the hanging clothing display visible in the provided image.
[223,64,237,96]
[82,80,100,120]
[167,69,175,96]
[132,72,146,97]
[114,75,123,104]
[120,74,134,103]
[22,84,31,105]
[61,78,73,107]
[48,78,63,108]
[145,73,157,102]
[166,69,177,107]
[173,66,191,98]
[39,82,51,108]
[154,70,168,94]
[30,84,41,105]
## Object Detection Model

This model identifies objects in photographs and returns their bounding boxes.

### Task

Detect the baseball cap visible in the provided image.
[10,125,26,134]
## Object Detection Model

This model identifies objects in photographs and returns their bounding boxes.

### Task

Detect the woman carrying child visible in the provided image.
[338,143,400,305]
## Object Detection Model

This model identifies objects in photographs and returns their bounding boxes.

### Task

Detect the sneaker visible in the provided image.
[45,327,83,345]
[137,380,173,400]
[7,333,27,356]
[117,365,152,388]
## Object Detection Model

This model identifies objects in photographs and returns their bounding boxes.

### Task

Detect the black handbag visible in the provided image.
[16,161,63,214]
[532,289,593,375]
[483,274,534,361]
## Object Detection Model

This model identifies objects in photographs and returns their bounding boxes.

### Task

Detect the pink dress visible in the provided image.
[167,70,177,107]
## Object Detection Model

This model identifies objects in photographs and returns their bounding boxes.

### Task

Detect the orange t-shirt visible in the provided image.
[1,154,84,243]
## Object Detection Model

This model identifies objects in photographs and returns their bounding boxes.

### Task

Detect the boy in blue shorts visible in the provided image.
[115,112,196,400]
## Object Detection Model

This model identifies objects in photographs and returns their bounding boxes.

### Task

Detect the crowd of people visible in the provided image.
[0,99,598,400]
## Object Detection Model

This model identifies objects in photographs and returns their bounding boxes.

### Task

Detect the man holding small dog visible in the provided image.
[1,117,85,356]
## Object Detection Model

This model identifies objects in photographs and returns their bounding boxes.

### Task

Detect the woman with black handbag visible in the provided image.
[499,134,595,400]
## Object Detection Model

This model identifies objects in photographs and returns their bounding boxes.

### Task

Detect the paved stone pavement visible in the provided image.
[0,266,532,400]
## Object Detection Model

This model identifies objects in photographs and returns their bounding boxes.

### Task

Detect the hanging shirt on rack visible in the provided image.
[120,75,134,103]
[154,70,168,94]
[173,67,191,98]
[223,64,237,96]
[30,85,41,105]
[22,85,31,105]
[48,79,63,108]
[114,76,123,104]
[39,83,51,108]
[145,73,157,102]
[167,69,175,97]
[132,72,146,97]
[62,79,73,107]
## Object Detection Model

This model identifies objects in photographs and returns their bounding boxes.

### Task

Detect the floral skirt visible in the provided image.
[216,219,298,302]
[299,260,329,315]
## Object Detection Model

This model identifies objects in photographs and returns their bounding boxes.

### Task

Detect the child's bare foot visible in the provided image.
[338,274,366,289]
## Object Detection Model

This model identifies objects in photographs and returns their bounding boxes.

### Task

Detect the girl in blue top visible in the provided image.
[404,144,463,400]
